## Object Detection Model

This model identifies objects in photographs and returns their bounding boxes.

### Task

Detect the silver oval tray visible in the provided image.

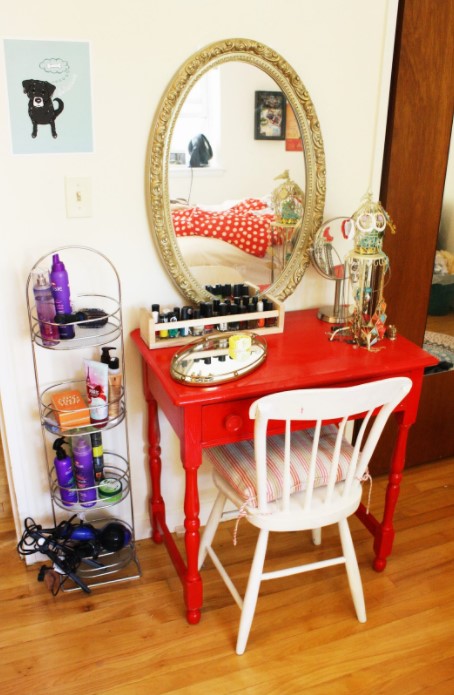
[170,332,267,386]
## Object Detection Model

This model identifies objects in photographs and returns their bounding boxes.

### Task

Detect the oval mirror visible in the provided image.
[146,38,326,304]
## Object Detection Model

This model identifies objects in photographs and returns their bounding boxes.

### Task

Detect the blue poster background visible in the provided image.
[4,39,93,154]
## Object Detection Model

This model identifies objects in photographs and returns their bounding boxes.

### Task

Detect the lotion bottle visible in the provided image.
[73,435,97,507]
[50,253,75,339]
[84,359,109,428]
[52,437,78,506]
[101,347,122,419]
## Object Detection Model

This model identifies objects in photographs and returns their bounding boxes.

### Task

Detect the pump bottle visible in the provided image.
[101,347,122,419]
[73,435,97,507]
[52,437,77,506]
[50,253,75,339]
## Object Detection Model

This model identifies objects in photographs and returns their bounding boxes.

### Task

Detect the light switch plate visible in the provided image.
[65,177,92,218]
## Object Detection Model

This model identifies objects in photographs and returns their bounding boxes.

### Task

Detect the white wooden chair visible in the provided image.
[199,377,412,654]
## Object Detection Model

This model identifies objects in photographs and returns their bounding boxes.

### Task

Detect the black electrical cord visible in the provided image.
[16,517,96,594]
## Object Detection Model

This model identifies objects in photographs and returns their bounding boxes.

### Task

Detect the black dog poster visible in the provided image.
[3,39,93,154]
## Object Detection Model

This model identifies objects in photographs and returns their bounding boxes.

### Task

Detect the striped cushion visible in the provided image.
[204,425,354,507]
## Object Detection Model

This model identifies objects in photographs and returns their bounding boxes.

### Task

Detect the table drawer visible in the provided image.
[202,398,256,445]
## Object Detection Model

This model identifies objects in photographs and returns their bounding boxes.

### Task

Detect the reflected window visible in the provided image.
[170,68,220,167]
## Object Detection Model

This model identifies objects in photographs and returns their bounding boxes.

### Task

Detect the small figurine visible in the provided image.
[271,170,305,224]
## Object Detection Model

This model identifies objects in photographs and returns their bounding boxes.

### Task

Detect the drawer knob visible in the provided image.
[224,414,243,432]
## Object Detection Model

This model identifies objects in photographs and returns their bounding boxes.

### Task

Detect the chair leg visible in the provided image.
[236,529,269,655]
[198,491,227,570]
[338,518,366,623]
[311,528,322,545]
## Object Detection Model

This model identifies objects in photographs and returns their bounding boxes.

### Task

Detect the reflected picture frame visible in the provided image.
[254,90,286,140]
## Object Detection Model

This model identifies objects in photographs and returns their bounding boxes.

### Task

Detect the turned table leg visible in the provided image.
[142,363,165,544]
[372,417,411,571]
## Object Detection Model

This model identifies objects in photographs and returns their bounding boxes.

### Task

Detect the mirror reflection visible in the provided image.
[168,63,306,290]
[147,38,326,304]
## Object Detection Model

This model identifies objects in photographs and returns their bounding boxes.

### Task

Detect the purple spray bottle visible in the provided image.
[50,253,75,340]
[52,437,78,506]
[72,435,97,507]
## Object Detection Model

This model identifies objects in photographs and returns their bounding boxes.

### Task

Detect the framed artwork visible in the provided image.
[3,38,93,154]
[285,102,303,151]
[254,91,286,140]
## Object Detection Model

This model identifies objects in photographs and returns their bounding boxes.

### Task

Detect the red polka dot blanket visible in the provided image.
[171,198,274,258]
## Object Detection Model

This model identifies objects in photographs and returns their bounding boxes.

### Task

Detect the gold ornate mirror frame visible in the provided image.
[146,38,326,303]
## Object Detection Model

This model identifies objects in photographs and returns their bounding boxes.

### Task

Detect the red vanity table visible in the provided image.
[131,309,436,624]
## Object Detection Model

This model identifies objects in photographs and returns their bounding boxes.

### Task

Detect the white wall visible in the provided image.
[0,0,398,547]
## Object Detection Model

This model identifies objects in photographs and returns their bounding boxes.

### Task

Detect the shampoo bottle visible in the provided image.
[52,437,78,506]
[49,253,75,340]
[101,347,122,419]
[73,435,97,507]
[32,271,60,346]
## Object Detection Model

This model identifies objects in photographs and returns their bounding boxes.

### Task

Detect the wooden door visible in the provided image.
[370,0,454,474]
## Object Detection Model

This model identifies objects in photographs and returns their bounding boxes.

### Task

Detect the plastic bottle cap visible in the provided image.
[101,346,115,364]
[35,272,49,287]
[52,254,65,271]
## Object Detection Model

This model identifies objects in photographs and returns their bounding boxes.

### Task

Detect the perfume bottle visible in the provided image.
[32,271,60,346]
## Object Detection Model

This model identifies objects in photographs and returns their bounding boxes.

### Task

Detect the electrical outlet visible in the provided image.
[65,177,92,218]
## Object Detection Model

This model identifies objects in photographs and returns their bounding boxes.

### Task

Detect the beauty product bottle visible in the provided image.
[256,299,265,328]
[98,478,123,504]
[49,253,75,339]
[180,306,192,336]
[90,431,104,483]
[217,303,229,332]
[263,298,276,327]
[238,306,248,330]
[52,437,77,506]
[32,271,60,346]
[168,313,179,338]
[84,359,109,428]
[101,348,122,419]
[151,303,160,323]
[72,434,97,507]
[229,304,240,331]
[204,303,214,333]
[191,309,204,337]
[159,313,169,339]
[247,303,257,329]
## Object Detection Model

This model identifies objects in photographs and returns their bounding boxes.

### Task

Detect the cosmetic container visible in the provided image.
[90,431,104,483]
[73,435,97,507]
[190,309,204,336]
[32,271,60,346]
[256,299,265,328]
[52,437,77,506]
[84,359,109,428]
[49,253,75,339]
[229,304,240,330]
[168,313,179,338]
[151,304,160,323]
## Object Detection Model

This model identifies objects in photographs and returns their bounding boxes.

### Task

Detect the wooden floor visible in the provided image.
[1,441,454,695]
[426,309,454,337]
